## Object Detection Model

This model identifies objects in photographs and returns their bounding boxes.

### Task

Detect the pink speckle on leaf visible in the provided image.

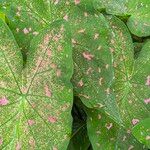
[71,39,77,44]
[50,63,57,69]
[44,85,52,97]
[78,80,84,87]
[123,136,126,141]
[94,33,99,39]
[23,28,29,34]
[86,67,93,75]
[105,88,110,94]
[53,147,58,150]
[105,64,109,69]
[144,98,150,104]
[0,97,9,106]
[16,11,21,17]
[44,34,51,45]
[48,116,57,123]
[53,35,60,42]
[146,76,150,86]
[28,28,32,32]
[0,138,3,145]
[99,77,103,86]
[127,129,131,134]
[57,45,62,51]
[74,0,80,5]
[16,142,21,150]
[128,145,134,150]
[54,0,59,5]
[16,28,19,32]
[56,69,61,77]
[132,119,139,125]
[33,31,39,35]
[47,48,52,57]
[82,52,94,61]
[27,119,35,126]
[106,123,113,130]
[29,137,35,147]
[78,29,85,33]
[146,136,150,140]
[63,15,68,21]
[84,12,88,17]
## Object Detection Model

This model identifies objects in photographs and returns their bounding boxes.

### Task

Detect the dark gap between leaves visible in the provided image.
[67,96,92,150]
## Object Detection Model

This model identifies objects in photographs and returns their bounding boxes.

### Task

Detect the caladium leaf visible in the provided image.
[70,7,121,123]
[86,109,147,150]
[106,15,150,127]
[94,0,150,37]
[0,19,73,149]
[132,118,150,148]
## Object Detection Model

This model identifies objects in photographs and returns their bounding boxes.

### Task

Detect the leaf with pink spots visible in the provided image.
[106,16,150,127]
[86,108,147,150]
[0,19,73,149]
[71,7,121,123]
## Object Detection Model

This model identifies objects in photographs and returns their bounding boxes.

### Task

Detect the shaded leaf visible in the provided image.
[0,19,73,149]
[68,97,91,150]
[134,42,144,59]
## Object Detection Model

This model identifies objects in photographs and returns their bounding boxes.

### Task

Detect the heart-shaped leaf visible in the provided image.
[94,0,150,37]
[0,19,73,149]
[70,7,121,123]
[106,15,150,127]
[132,118,150,148]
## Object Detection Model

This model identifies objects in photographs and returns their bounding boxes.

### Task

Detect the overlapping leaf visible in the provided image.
[69,7,121,123]
[0,19,73,149]
[94,0,150,37]
[106,15,150,127]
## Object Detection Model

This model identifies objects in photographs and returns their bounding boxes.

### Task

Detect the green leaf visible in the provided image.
[0,19,73,149]
[132,118,150,148]
[86,109,147,150]
[71,7,121,123]
[94,0,150,37]
[106,15,150,127]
